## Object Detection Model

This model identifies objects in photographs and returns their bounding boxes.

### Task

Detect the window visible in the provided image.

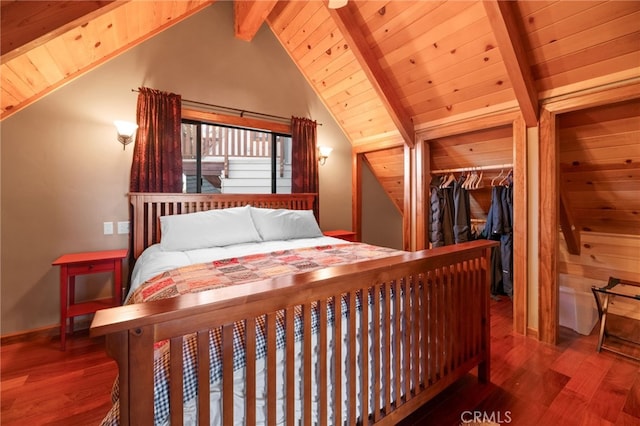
[181,120,292,194]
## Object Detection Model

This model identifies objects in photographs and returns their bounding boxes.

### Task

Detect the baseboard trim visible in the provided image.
[1,318,93,345]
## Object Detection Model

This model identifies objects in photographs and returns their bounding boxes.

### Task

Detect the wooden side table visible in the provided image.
[52,249,128,350]
[324,230,358,242]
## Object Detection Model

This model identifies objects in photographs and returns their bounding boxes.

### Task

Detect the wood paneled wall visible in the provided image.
[558,99,640,235]
[559,232,640,284]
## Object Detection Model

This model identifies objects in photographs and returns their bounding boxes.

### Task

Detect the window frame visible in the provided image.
[181,108,292,194]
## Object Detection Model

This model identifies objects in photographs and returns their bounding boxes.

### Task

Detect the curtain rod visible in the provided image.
[430,163,513,174]
[130,89,322,125]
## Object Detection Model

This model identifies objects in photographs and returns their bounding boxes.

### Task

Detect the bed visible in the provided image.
[90,192,497,426]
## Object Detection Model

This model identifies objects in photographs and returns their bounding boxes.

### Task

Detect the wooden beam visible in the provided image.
[414,139,429,251]
[353,152,363,242]
[403,144,412,251]
[327,3,415,148]
[0,0,125,62]
[483,0,539,127]
[234,0,278,42]
[559,187,581,255]
[511,115,528,336]
[538,107,559,345]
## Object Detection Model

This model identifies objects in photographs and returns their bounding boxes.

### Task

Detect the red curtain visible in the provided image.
[129,87,183,192]
[291,116,319,219]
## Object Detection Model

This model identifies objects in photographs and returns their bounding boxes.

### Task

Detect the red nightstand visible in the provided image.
[324,230,358,242]
[52,249,128,350]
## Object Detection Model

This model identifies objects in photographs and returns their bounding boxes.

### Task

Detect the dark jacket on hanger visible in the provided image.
[429,176,455,247]
[483,184,513,297]
[453,180,471,243]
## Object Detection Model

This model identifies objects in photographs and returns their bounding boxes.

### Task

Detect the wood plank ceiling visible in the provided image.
[2,0,639,234]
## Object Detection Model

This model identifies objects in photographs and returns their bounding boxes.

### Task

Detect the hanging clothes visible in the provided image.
[429,176,455,247]
[429,176,469,247]
[483,181,513,298]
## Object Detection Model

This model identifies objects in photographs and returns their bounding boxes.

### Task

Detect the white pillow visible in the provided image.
[250,207,323,241]
[159,205,262,251]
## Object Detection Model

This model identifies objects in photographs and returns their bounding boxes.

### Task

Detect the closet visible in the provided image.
[426,124,515,299]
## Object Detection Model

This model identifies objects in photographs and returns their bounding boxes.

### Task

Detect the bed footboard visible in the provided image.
[91,240,497,425]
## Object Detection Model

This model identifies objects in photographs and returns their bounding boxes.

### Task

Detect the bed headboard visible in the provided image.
[129,192,317,258]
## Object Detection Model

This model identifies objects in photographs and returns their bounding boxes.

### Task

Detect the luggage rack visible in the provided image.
[591,277,640,361]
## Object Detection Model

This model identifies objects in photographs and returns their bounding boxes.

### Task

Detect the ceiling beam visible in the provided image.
[0,0,125,63]
[327,3,415,148]
[234,0,278,42]
[483,0,539,127]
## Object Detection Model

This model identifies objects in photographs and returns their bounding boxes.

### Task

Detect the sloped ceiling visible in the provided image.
[2,1,639,233]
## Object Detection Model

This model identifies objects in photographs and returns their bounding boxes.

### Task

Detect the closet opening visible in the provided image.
[418,113,527,335]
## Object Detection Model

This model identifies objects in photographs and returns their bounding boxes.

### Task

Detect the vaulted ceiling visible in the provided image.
[2,1,639,235]
[2,0,638,142]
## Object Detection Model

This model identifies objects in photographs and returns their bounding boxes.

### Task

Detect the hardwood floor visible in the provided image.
[1,299,639,425]
[400,300,640,426]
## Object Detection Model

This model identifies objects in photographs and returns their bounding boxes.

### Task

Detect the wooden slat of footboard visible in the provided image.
[446,265,455,375]
[454,264,460,368]
[461,262,467,364]
[303,303,312,426]
[428,271,437,386]
[403,278,411,402]
[453,263,462,369]
[373,283,381,422]
[347,291,357,426]
[197,330,211,426]
[333,295,342,425]
[437,268,446,381]
[266,313,276,426]
[473,259,490,354]
[393,280,401,409]
[222,324,234,426]
[463,260,478,362]
[285,308,295,424]
[412,277,420,397]
[245,318,257,425]
[421,273,429,389]
[360,289,369,425]
[383,284,391,416]
[170,336,184,425]
[319,299,328,426]
[127,326,155,424]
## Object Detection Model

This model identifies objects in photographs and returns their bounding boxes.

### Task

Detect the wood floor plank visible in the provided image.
[622,372,640,419]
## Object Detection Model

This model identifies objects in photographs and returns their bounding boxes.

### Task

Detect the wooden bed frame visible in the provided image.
[91,192,497,425]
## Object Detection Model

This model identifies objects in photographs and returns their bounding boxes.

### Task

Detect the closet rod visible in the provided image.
[430,163,513,175]
[130,89,322,125]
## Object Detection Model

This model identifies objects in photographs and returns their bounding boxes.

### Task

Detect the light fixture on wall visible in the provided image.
[328,0,348,8]
[114,120,138,150]
[318,145,333,166]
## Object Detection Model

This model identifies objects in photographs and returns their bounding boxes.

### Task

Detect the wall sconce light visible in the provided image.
[114,120,138,150]
[318,145,333,166]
